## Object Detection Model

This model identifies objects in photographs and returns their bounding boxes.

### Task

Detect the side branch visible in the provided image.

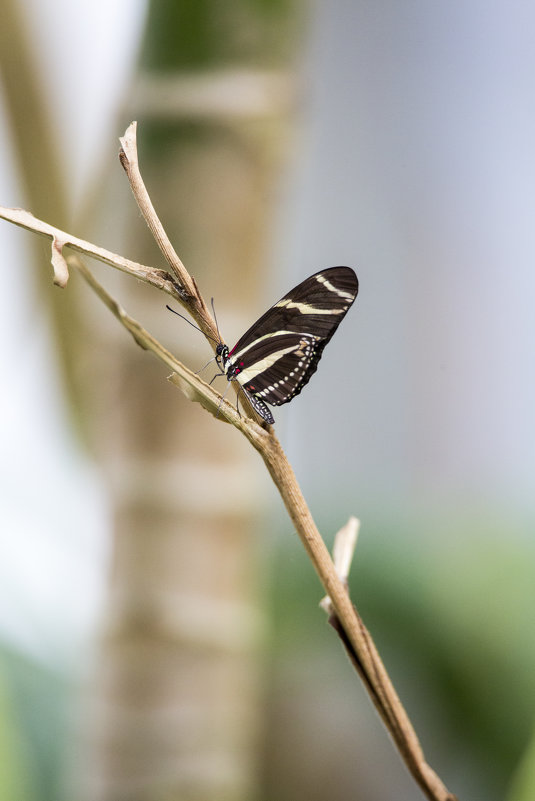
[119,121,211,327]
[0,205,181,299]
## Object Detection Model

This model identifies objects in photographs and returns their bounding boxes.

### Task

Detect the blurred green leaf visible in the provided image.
[266,507,535,801]
[507,728,535,801]
[0,668,31,801]
[0,646,71,801]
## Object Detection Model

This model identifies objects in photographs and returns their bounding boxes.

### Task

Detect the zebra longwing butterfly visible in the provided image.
[215,266,358,424]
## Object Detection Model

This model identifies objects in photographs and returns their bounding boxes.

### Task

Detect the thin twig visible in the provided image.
[119,121,212,328]
[117,121,260,422]
[0,205,182,299]
[0,123,458,801]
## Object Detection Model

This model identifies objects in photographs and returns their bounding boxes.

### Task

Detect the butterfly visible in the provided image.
[169,266,358,424]
[213,266,358,424]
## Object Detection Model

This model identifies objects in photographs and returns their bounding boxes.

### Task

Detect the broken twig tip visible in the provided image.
[50,237,69,288]
[332,516,360,580]
[320,516,360,615]
[119,121,138,157]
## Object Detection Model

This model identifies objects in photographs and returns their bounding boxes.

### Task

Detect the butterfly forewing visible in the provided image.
[224,267,358,420]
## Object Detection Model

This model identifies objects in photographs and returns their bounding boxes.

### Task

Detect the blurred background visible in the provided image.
[1,1,534,800]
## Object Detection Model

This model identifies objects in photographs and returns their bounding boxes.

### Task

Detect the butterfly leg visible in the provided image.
[195,355,218,376]
[235,392,242,419]
[216,380,237,420]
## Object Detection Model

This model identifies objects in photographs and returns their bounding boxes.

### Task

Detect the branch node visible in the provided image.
[174,282,192,302]
[50,236,69,287]
[320,516,360,614]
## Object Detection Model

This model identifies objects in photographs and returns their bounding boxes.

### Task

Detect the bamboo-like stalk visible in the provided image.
[0,122,458,801]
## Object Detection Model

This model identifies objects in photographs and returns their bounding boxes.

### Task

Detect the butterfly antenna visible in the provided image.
[211,297,222,345]
[165,304,218,344]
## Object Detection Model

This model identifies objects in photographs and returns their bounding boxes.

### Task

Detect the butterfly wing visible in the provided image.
[226,267,358,409]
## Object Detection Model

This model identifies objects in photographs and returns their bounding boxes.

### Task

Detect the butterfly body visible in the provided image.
[216,266,358,425]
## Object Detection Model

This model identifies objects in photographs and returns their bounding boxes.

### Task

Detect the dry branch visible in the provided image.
[0,122,458,801]
[0,205,181,298]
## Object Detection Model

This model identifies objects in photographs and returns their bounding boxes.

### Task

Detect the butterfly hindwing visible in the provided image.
[233,332,321,405]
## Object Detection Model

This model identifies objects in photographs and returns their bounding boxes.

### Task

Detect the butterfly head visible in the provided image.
[216,343,229,369]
